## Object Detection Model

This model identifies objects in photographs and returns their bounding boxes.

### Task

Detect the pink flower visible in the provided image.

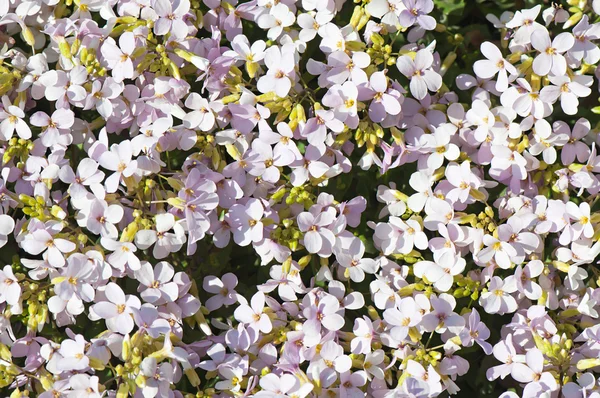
[256,45,295,98]
[301,109,344,148]
[336,238,378,282]
[415,251,466,292]
[383,296,422,341]
[183,93,216,132]
[511,259,544,300]
[473,42,517,91]
[399,0,436,30]
[59,158,105,199]
[140,357,174,398]
[396,49,442,100]
[366,0,402,29]
[53,255,96,302]
[132,304,171,338]
[30,108,74,148]
[563,201,594,242]
[554,118,591,165]
[135,213,185,259]
[326,50,370,84]
[255,373,313,398]
[91,282,141,334]
[530,30,574,76]
[338,371,367,397]
[21,224,76,267]
[479,276,517,315]
[0,95,31,140]
[539,74,592,115]
[203,273,239,311]
[135,261,179,304]
[570,15,600,65]
[322,81,360,128]
[57,334,89,371]
[486,334,521,380]
[229,198,265,246]
[459,309,492,354]
[101,31,137,82]
[234,291,272,333]
[77,199,124,239]
[257,4,295,40]
[98,140,138,193]
[84,77,123,119]
[0,265,21,306]
[302,292,345,335]
[351,316,375,354]
[505,5,543,45]
[68,374,101,398]
[359,71,402,123]
[101,238,140,272]
[510,349,555,387]
[297,208,337,257]
[153,0,190,37]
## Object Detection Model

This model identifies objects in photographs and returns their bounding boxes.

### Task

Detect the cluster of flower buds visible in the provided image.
[2,0,600,397]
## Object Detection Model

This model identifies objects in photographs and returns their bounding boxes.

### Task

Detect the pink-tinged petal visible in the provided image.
[550,54,567,76]
[259,373,281,392]
[154,18,172,36]
[53,238,75,253]
[274,77,292,98]
[233,304,255,324]
[370,71,387,93]
[257,75,277,95]
[0,215,14,236]
[398,10,416,27]
[15,119,31,139]
[202,276,224,294]
[396,56,415,77]
[414,50,433,70]
[30,111,50,127]
[120,31,136,55]
[353,52,371,68]
[135,230,157,249]
[530,30,551,52]
[79,284,95,302]
[495,250,512,269]
[135,263,155,287]
[532,53,552,76]
[246,199,264,220]
[417,14,436,30]
[539,85,560,103]
[105,283,126,304]
[560,92,578,115]
[251,291,265,313]
[47,247,65,267]
[322,313,344,331]
[410,77,428,100]
[113,313,134,334]
[382,94,401,115]
[258,314,272,333]
[481,41,503,61]
[93,301,118,319]
[308,161,329,178]
[141,288,162,303]
[98,151,120,171]
[510,363,535,383]
[473,60,498,79]
[303,230,322,253]
[553,32,575,52]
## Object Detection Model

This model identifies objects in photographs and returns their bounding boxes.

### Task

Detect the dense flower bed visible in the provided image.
[2,0,600,397]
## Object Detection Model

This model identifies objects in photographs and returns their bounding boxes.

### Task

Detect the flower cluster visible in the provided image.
[2,0,600,397]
